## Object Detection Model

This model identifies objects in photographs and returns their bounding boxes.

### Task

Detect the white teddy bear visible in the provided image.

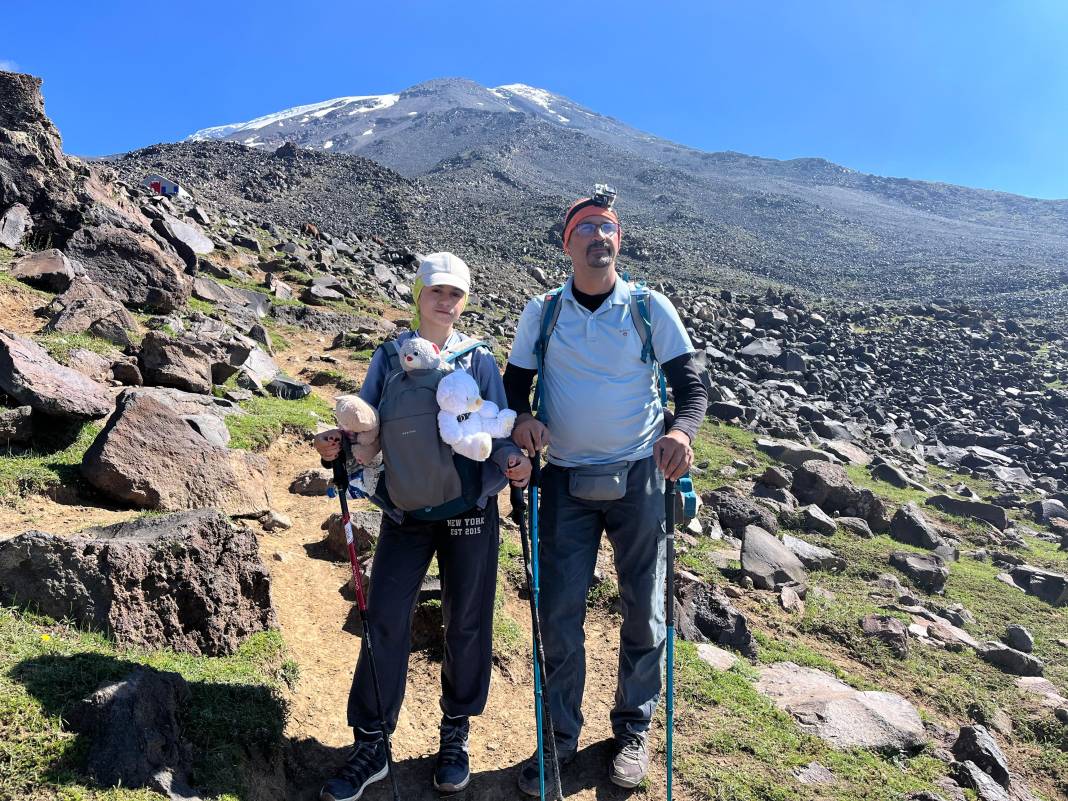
[436,370,517,462]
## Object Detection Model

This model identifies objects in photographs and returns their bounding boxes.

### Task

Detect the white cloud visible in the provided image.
[0,59,20,72]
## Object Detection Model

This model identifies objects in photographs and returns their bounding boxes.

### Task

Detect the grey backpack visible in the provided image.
[376,338,486,520]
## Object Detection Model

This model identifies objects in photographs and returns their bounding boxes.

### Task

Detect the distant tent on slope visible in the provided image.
[142,173,188,198]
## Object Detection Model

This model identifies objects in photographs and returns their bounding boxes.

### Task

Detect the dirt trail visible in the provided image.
[262,434,688,800]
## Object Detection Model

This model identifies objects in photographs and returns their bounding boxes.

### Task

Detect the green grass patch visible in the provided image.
[309,368,359,393]
[225,393,334,452]
[0,606,291,800]
[690,420,769,493]
[0,421,101,499]
[34,333,118,366]
[185,297,217,315]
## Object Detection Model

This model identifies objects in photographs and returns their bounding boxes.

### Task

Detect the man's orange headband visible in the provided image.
[562,199,622,251]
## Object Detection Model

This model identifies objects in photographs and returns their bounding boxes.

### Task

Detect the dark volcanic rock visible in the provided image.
[702,488,779,535]
[0,509,275,655]
[65,224,190,312]
[0,328,112,419]
[675,579,757,658]
[741,525,808,590]
[1007,564,1068,606]
[65,667,197,798]
[9,248,74,290]
[82,389,271,515]
[889,551,949,594]
[977,642,1044,677]
[138,331,213,394]
[952,725,1011,787]
[926,495,1008,531]
[890,503,947,550]
[861,614,909,658]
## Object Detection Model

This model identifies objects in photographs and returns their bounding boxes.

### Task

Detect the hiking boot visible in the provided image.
[320,730,388,801]
[433,715,471,792]
[517,741,573,797]
[609,729,649,788]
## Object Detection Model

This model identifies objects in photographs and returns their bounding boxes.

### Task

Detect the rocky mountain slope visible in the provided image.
[180,78,1068,305]
[1,69,1067,801]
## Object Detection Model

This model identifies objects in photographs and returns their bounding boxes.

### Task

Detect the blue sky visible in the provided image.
[4,1,1067,199]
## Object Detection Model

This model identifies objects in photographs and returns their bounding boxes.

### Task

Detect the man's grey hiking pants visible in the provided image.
[538,455,667,753]
[347,502,500,733]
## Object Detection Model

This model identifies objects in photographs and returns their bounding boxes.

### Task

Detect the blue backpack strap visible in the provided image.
[628,283,668,406]
[532,287,565,419]
[442,337,488,366]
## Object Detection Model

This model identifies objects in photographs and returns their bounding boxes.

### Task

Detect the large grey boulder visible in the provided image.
[792,459,891,531]
[192,276,270,318]
[702,488,779,535]
[0,509,275,655]
[65,224,190,312]
[138,331,213,395]
[890,503,947,550]
[741,525,808,590]
[1007,564,1068,606]
[47,293,138,346]
[151,213,214,267]
[782,533,845,572]
[890,551,949,594]
[758,439,834,469]
[1028,499,1068,525]
[82,389,271,516]
[9,248,74,291]
[756,662,927,752]
[65,667,199,799]
[0,329,112,419]
[0,202,32,247]
[977,642,1044,676]
[927,495,1008,531]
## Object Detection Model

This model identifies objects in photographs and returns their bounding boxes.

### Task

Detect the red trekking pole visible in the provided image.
[330,453,401,801]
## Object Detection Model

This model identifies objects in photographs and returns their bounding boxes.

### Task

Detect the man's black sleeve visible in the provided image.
[503,363,537,416]
[662,352,707,443]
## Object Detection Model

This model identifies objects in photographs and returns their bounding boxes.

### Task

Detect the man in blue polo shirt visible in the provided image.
[504,192,707,792]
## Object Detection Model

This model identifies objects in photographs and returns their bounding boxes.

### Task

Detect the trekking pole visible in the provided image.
[330,453,401,801]
[510,455,563,800]
[664,477,677,801]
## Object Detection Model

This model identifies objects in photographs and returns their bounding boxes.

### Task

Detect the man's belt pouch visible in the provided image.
[568,461,630,501]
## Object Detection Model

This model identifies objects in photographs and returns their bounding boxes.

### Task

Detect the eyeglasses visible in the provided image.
[571,221,619,239]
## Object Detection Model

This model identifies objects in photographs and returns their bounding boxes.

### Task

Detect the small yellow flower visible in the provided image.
[40,634,51,642]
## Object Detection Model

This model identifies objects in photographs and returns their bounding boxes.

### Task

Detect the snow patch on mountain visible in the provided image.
[187,94,401,141]
[492,83,570,123]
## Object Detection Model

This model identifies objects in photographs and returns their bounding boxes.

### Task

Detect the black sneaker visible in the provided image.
[320,730,389,801]
[517,741,573,797]
[433,714,470,792]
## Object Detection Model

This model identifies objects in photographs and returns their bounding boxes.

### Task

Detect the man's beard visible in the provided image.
[587,242,615,269]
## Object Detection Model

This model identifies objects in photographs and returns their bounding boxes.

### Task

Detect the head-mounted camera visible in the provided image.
[592,183,617,210]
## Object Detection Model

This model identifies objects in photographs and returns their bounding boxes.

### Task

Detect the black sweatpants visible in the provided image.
[346,501,500,733]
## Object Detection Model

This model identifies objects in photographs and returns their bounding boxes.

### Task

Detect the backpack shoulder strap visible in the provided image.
[441,337,488,366]
[380,340,402,374]
[628,282,668,406]
[532,286,566,416]
[628,282,655,364]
